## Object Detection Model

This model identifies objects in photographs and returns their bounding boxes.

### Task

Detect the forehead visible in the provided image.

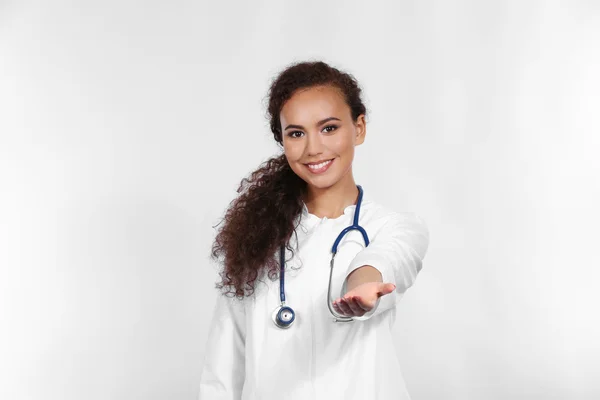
[280,85,349,123]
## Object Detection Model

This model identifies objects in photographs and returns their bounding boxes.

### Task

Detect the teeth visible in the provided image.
[308,160,332,170]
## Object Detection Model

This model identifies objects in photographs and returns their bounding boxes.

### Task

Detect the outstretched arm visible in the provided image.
[332,212,430,321]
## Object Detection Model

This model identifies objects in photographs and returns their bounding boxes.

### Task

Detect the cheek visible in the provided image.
[326,133,354,154]
[283,141,303,161]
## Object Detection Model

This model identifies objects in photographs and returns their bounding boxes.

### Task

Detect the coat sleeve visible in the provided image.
[341,212,430,321]
[198,292,246,399]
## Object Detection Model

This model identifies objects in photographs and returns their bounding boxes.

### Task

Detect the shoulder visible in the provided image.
[361,200,429,255]
[363,200,428,232]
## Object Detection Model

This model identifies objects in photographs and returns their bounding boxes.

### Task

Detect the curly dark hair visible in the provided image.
[210,60,368,299]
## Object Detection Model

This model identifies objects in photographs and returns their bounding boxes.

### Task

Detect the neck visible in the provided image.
[303,174,360,219]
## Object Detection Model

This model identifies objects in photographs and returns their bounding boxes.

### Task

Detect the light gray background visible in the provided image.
[1,1,599,399]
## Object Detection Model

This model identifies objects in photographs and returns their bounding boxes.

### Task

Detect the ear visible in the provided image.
[354,114,366,146]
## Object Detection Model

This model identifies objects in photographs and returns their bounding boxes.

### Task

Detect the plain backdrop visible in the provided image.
[1,1,599,399]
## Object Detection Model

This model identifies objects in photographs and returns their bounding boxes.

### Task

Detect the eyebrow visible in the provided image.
[284,117,341,131]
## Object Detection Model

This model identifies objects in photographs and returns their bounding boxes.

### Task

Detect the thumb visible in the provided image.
[377,282,396,297]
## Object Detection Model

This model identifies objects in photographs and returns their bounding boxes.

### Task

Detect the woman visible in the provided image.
[198,60,429,399]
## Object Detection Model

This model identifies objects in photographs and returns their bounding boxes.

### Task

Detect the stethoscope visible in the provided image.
[272,184,371,329]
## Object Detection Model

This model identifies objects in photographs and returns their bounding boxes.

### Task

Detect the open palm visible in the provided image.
[332,281,396,317]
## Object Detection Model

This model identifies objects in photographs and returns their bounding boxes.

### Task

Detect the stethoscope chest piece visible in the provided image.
[272,305,295,329]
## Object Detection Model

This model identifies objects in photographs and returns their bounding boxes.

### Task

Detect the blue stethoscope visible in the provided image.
[272,184,371,329]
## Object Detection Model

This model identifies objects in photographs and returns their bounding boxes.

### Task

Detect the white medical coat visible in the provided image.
[199,192,429,400]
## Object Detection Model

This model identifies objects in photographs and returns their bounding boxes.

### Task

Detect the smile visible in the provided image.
[305,159,334,174]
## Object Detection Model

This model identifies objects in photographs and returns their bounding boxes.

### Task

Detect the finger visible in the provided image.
[332,300,344,315]
[337,298,353,315]
[346,296,366,316]
[351,296,370,312]
[377,283,396,297]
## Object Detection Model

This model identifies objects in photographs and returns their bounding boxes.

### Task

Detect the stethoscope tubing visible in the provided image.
[275,185,370,327]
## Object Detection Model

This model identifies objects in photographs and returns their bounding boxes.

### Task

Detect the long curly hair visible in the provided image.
[210,60,368,299]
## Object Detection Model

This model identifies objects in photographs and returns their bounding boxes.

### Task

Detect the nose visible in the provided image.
[306,130,324,156]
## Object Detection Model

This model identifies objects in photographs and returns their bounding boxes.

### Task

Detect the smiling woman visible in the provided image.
[280,84,365,197]
[199,60,429,400]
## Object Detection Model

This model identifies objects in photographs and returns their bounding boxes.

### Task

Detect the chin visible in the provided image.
[294,169,336,188]
[304,176,340,190]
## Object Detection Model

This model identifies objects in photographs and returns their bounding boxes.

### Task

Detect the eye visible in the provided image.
[286,125,337,138]
[287,131,304,138]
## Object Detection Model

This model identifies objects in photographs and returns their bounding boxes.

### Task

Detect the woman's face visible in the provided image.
[280,85,366,191]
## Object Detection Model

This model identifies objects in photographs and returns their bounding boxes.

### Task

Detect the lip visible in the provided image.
[304,158,334,166]
[304,158,334,174]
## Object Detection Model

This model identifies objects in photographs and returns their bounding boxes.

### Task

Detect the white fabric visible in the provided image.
[198,190,429,400]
